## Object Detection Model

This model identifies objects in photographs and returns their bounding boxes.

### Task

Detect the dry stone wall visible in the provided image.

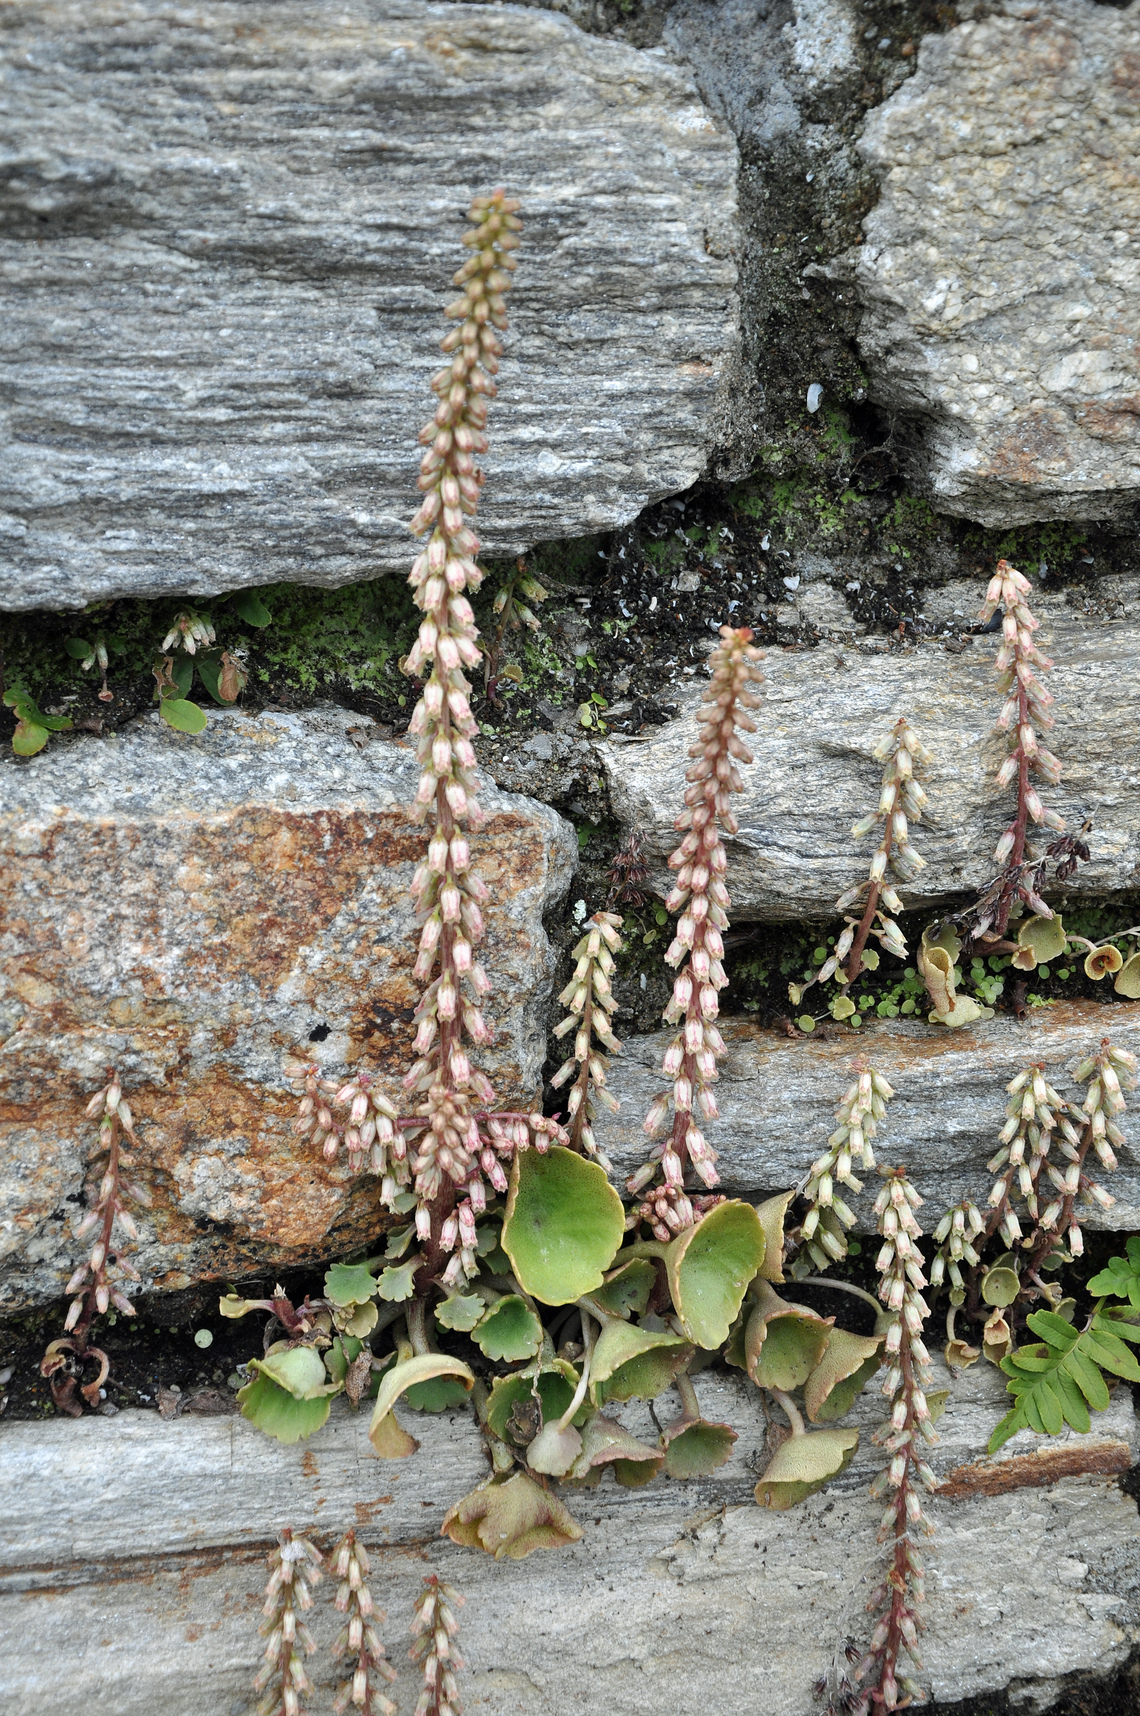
[0,0,740,609]
[0,706,576,1309]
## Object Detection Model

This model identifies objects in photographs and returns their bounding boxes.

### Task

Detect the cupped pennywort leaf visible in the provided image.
[666,1200,766,1348]
[368,1353,474,1458]
[803,1327,884,1423]
[442,1471,583,1560]
[661,1416,738,1478]
[501,1147,624,1305]
[589,1321,693,1405]
[754,1427,859,1509]
[471,1294,543,1363]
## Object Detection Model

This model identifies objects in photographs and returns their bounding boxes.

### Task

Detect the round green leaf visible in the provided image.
[237,1371,335,1443]
[159,697,208,735]
[472,1295,543,1363]
[587,1258,657,1320]
[65,637,92,659]
[12,719,50,757]
[982,1265,1021,1308]
[1018,914,1067,964]
[376,1259,418,1302]
[501,1146,624,1305]
[589,1322,694,1404]
[404,1376,473,1412]
[754,1427,859,1509]
[324,1262,379,1308]
[256,1345,336,1400]
[665,1200,766,1348]
[749,1308,832,1392]
[435,1292,487,1333]
[661,1417,738,1478]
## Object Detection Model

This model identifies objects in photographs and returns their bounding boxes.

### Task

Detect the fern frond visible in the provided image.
[988,1309,1140,1452]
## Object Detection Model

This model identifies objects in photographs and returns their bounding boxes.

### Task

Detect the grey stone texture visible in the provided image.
[0,706,576,1309]
[0,0,740,611]
[597,1004,1140,1227]
[1,1364,1137,1715]
[855,1,1140,526]
[597,595,1140,920]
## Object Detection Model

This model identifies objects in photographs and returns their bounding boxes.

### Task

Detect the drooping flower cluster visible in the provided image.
[980,560,1064,895]
[254,1529,324,1716]
[1049,1041,1136,1257]
[853,1167,937,1713]
[628,1184,726,1243]
[409,1575,464,1716]
[331,1530,397,1716]
[162,609,216,653]
[830,719,931,985]
[63,1071,150,1339]
[630,627,763,1202]
[284,1062,407,1198]
[977,1063,1080,1251]
[550,910,624,1169]
[929,1197,985,1297]
[799,1062,894,1270]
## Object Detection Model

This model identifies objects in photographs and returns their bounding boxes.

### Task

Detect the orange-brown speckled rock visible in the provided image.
[0,706,576,1309]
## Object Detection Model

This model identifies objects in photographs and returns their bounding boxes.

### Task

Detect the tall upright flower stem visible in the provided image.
[979,559,1063,937]
[630,628,762,1220]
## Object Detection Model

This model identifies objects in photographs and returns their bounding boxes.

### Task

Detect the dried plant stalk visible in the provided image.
[331,1530,397,1715]
[254,1529,323,1716]
[410,1574,464,1716]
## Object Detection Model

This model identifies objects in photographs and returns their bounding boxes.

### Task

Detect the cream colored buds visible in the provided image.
[410,1575,465,1716]
[629,630,762,1212]
[254,1529,324,1716]
[980,559,1063,874]
[550,910,623,1169]
[331,1529,396,1715]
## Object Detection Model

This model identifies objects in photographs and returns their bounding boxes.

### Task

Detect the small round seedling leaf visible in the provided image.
[665,1200,766,1348]
[803,1327,884,1423]
[472,1294,543,1363]
[661,1417,738,1478]
[435,1292,487,1332]
[159,697,208,735]
[501,1146,624,1305]
[237,1371,335,1443]
[754,1427,859,1509]
[65,638,92,660]
[324,1262,379,1308]
[590,1321,694,1404]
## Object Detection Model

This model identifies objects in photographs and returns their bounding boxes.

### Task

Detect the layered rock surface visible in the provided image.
[855,1,1140,526]
[0,706,576,1308]
[0,0,739,611]
[598,598,1140,919]
[1,1365,1136,1715]
[596,1004,1140,1225]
